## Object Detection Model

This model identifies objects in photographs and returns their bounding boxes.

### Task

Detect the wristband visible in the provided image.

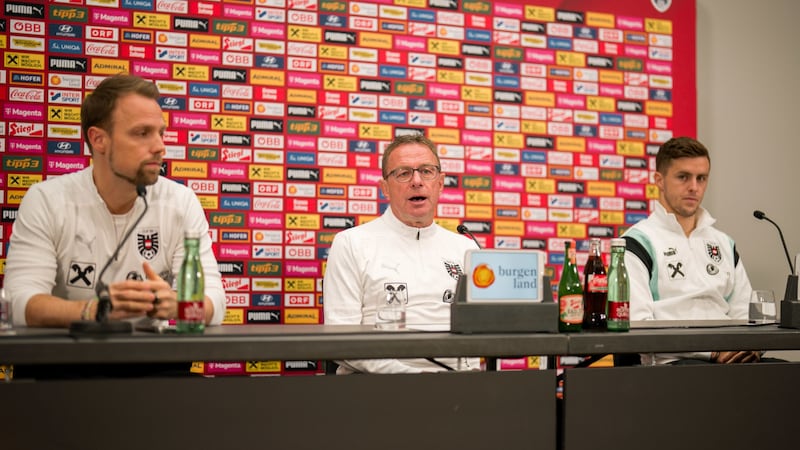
[81,298,97,321]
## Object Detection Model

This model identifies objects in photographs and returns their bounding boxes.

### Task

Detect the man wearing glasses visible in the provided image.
[323,134,479,374]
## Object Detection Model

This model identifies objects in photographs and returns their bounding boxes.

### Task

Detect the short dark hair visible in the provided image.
[655,136,710,173]
[81,74,160,151]
[381,134,440,178]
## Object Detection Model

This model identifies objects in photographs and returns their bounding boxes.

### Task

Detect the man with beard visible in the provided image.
[4,74,225,331]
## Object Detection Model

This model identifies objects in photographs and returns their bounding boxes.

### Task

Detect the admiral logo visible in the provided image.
[287,105,315,117]
[250,119,283,132]
[462,44,491,57]
[438,57,463,69]
[48,57,87,73]
[6,2,44,18]
[247,310,281,323]
[324,30,356,44]
[522,22,546,33]
[556,10,584,23]
[323,216,355,229]
[287,168,320,180]
[11,72,43,85]
[49,24,81,38]
[222,134,251,146]
[212,68,247,83]
[218,262,245,275]
[360,79,391,93]
[588,226,615,238]
[429,0,458,9]
[174,16,209,31]
[587,56,614,68]
[617,100,643,112]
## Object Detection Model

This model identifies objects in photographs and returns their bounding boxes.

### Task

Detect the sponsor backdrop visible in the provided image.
[1,0,695,374]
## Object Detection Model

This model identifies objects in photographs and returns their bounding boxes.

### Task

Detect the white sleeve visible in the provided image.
[4,186,60,326]
[727,258,753,320]
[626,249,656,321]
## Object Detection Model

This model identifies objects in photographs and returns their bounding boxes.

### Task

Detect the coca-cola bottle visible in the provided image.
[583,238,608,330]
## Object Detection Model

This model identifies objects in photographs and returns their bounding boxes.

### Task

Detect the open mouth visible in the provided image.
[409,196,427,202]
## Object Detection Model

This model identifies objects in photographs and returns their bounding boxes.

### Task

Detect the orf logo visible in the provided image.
[137,229,160,260]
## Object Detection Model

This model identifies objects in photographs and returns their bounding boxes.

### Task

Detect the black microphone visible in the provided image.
[70,185,149,335]
[753,210,797,302]
[457,224,482,249]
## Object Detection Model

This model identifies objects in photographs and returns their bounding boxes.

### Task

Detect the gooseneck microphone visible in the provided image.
[457,224,482,249]
[753,210,797,303]
[70,185,149,335]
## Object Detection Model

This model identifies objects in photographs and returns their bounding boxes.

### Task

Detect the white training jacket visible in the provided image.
[323,207,479,373]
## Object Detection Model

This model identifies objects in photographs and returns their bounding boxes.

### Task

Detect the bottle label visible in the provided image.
[178,301,205,323]
[559,294,584,324]
[587,274,608,293]
[607,300,630,321]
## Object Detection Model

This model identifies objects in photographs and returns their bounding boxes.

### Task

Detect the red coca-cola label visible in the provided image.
[587,274,608,292]
[607,301,630,321]
[178,302,205,323]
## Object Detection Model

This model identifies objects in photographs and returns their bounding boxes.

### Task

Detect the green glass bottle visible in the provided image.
[558,240,584,332]
[606,238,630,332]
[177,230,205,334]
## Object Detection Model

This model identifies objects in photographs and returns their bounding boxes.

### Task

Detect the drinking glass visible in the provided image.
[749,290,777,324]
[374,292,406,330]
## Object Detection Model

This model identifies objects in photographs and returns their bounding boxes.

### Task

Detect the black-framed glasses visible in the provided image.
[384,164,441,183]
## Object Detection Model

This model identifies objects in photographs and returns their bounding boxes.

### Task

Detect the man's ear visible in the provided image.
[86,126,107,154]
[379,178,390,200]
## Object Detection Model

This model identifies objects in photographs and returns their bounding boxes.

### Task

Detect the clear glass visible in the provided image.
[176,231,205,333]
[749,289,777,324]
[375,291,406,330]
[0,288,14,335]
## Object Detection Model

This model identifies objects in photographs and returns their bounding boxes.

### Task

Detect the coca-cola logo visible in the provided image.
[86,43,117,56]
[156,0,188,13]
[8,89,43,102]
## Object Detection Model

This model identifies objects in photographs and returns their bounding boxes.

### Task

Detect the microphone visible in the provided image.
[753,210,797,303]
[457,224,482,249]
[70,185,149,335]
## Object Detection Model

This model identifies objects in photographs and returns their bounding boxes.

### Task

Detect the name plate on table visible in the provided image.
[451,249,558,333]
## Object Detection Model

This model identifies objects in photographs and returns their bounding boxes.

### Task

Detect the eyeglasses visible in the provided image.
[384,164,441,183]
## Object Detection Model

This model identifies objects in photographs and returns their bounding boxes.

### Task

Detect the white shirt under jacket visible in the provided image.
[623,202,753,365]
[323,207,479,374]
[5,166,226,327]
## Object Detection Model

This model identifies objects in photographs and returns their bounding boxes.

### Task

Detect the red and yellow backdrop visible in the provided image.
[1,0,695,373]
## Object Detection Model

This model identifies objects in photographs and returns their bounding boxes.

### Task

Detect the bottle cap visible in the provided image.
[611,238,626,247]
[184,229,203,239]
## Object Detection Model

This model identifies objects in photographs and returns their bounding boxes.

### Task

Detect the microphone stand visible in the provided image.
[753,210,800,328]
[70,186,149,335]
